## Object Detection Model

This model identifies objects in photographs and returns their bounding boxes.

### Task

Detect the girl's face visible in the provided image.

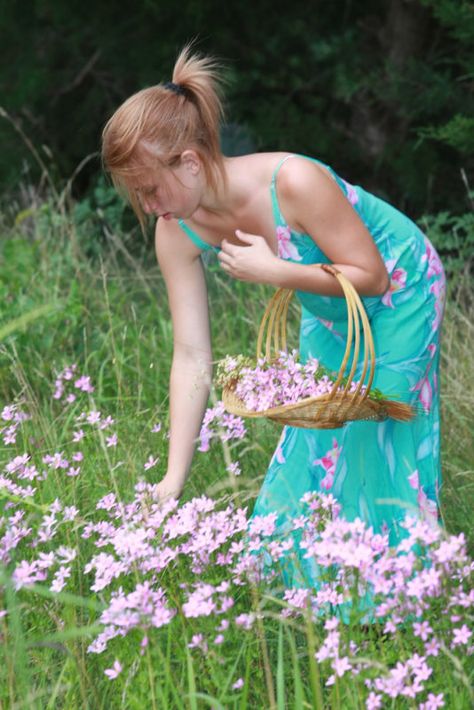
[132,152,204,222]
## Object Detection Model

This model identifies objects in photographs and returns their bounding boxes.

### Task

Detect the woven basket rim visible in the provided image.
[223,384,374,417]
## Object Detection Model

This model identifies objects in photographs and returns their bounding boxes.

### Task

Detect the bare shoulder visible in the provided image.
[276,156,345,230]
[230,151,297,185]
[277,155,333,195]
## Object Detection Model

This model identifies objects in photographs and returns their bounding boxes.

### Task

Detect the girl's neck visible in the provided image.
[198,156,250,219]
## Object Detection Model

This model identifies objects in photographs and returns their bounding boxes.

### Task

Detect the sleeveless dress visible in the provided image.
[178,154,446,590]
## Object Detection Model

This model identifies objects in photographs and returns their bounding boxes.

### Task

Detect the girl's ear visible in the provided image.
[180,149,201,175]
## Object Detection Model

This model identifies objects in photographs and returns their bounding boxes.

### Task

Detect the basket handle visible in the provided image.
[256,264,376,404]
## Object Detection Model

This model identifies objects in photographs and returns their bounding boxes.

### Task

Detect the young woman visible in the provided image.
[102,47,445,586]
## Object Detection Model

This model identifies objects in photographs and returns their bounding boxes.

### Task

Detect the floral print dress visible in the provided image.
[178,154,446,590]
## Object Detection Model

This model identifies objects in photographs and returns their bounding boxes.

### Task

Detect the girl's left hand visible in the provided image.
[218,230,280,284]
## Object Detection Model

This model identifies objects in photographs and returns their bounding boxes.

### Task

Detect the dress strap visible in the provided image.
[270,154,297,226]
[178,219,220,253]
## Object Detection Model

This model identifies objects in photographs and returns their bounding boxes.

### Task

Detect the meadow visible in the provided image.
[0,184,473,709]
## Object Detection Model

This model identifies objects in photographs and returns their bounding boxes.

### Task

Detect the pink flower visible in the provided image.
[232,678,244,690]
[106,433,118,447]
[382,260,407,308]
[424,638,440,657]
[417,487,438,524]
[99,416,115,430]
[341,179,359,205]
[1,405,15,421]
[422,238,444,279]
[226,462,241,476]
[270,429,287,465]
[104,660,122,679]
[50,565,71,593]
[144,455,159,470]
[413,621,432,641]
[318,317,335,331]
[452,624,472,646]
[429,277,445,332]
[332,655,351,677]
[151,422,162,433]
[366,692,383,709]
[313,438,342,489]
[411,376,432,413]
[235,613,255,630]
[419,693,445,710]
[75,375,95,393]
[324,616,339,631]
[408,470,419,490]
[188,634,208,653]
[276,226,302,261]
[139,636,149,656]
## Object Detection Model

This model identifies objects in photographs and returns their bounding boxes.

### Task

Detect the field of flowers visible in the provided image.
[1,195,473,709]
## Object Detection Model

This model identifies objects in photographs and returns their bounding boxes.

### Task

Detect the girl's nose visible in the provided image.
[142,199,154,215]
[142,195,159,215]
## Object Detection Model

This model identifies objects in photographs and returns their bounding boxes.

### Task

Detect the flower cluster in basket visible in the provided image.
[216,351,384,413]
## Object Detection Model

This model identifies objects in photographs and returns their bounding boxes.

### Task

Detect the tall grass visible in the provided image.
[0,191,473,709]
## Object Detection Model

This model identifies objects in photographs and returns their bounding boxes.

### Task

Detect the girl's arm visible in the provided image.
[154,220,213,499]
[219,158,390,297]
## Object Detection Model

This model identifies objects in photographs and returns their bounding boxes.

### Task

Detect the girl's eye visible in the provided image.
[137,185,157,197]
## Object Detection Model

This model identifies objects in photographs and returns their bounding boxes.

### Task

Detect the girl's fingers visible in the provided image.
[220,238,238,255]
[218,251,232,266]
[234,230,256,243]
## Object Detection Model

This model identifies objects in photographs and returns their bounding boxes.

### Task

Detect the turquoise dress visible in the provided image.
[178,154,446,589]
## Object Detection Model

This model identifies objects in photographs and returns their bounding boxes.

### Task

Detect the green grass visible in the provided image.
[0,197,473,709]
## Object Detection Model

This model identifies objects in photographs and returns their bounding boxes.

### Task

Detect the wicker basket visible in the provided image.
[222,263,414,429]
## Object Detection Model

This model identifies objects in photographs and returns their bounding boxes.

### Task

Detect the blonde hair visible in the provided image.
[101,45,226,226]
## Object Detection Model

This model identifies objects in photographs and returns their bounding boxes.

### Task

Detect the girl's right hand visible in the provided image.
[155,474,185,503]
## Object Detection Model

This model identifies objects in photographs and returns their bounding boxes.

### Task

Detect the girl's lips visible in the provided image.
[161,212,172,221]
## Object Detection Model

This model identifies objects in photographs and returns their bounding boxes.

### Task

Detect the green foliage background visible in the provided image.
[1,0,473,217]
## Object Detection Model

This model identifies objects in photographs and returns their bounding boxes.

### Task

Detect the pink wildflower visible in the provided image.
[104,660,122,679]
[144,455,159,470]
[75,375,95,393]
[366,692,382,709]
[188,634,208,653]
[99,416,115,430]
[106,433,118,447]
[451,625,472,646]
[419,693,445,710]
[226,461,241,476]
[332,655,351,677]
[413,621,432,641]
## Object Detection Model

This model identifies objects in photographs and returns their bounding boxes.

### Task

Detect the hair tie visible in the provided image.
[163,81,188,97]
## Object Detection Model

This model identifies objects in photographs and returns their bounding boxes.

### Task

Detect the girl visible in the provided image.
[102,47,445,585]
